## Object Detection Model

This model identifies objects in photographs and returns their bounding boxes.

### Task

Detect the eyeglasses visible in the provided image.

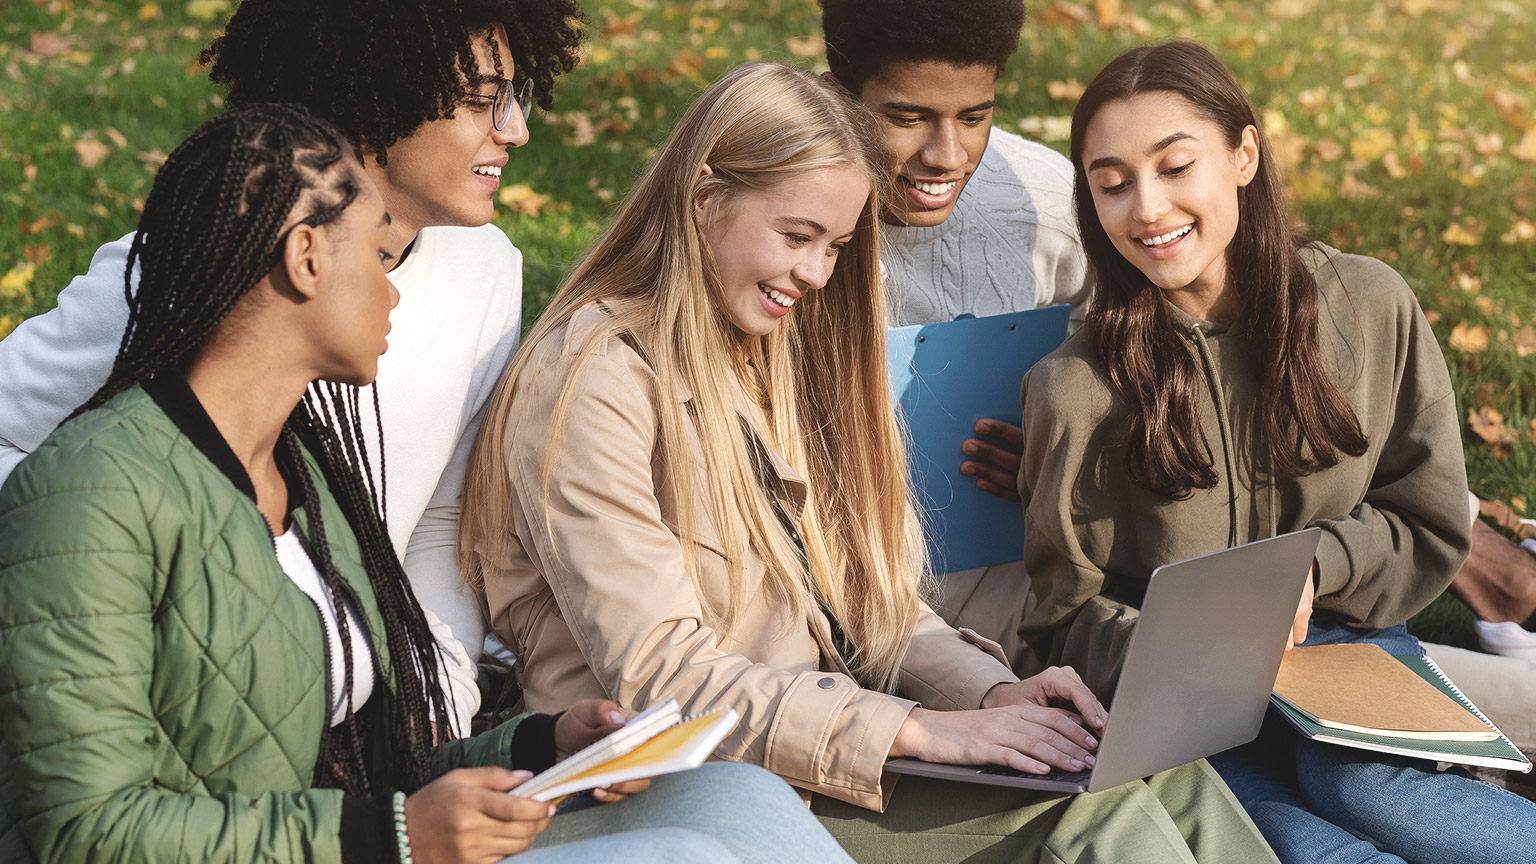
[461,78,534,131]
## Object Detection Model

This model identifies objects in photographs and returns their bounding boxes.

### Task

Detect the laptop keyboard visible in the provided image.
[978,765,1093,784]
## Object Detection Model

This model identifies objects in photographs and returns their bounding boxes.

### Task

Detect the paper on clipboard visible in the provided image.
[887,305,1070,574]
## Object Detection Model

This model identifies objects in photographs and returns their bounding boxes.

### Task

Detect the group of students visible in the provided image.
[1,0,1533,862]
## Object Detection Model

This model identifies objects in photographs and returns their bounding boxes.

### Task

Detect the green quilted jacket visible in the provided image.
[0,385,535,863]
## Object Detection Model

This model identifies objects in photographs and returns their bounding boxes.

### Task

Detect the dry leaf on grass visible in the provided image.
[1469,406,1515,454]
[1512,327,1536,358]
[785,36,824,58]
[498,184,551,217]
[75,138,111,168]
[1440,222,1483,246]
[29,33,71,58]
[1449,322,1489,353]
[0,263,37,301]
[1047,79,1084,102]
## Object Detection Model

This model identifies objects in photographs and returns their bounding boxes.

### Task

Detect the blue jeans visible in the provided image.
[1208,621,1536,864]
[514,761,853,863]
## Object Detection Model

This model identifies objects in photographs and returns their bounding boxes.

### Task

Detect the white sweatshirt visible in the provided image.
[0,223,524,735]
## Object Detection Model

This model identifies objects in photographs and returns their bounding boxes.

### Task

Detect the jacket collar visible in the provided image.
[143,373,302,526]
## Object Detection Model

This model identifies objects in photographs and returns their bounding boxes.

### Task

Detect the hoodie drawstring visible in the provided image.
[1191,325,1241,549]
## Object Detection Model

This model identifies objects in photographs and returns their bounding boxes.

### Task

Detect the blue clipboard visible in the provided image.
[887,305,1070,574]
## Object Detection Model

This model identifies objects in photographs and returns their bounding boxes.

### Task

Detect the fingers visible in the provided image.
[961,458,1024,502]
[961,437,1023,475]
[446,766,530,793]
[989,709,1097,773]
[464,784,557,824]
[975,418,1025,450]
[1033,666,1108,731]
[592,777,651,802]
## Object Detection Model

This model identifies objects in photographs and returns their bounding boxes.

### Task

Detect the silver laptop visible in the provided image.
[886,528,1321,794]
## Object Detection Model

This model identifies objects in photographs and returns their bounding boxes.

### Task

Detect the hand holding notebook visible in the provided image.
[510,698,740,803]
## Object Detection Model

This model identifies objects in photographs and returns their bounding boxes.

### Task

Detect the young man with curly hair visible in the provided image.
[0,0,585,736]
[821,0,1085,672]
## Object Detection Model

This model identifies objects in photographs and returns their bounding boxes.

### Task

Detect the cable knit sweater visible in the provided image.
[882,127,1089,328]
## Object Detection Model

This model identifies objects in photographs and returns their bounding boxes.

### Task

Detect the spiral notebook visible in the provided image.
[1269,648,1530,772]
[509,698,740,802]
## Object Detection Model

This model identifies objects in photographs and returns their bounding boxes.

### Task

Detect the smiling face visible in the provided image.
[364,25,527,256]
[310,176,401,385]
[853,59,997,228]
[697,165,869,337]
[1081,91,1259,315]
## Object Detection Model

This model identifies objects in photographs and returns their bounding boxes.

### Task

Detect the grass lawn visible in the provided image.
[4,0,1535,644]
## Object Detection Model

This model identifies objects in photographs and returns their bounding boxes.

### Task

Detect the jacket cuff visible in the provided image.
[1313,527,1350,601]
[510,711,562,773]
[340,795,392,864]
[763,672,915,811]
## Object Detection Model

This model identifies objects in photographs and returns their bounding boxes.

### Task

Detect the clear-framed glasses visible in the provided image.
[463,78,533,131]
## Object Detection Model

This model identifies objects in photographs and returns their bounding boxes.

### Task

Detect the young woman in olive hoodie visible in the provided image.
[1018,40,1536,864]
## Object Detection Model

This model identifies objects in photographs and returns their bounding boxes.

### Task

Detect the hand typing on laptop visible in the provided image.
[887,667,1106,775]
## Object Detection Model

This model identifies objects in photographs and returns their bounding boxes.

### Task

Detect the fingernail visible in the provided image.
[1086,735,1098,748]
[1070,759,1084,770]
[609,710,627,726]
[547,805,557,817]
[962,442,977,454]
[1085,754,1096,766]
[511,769,532,779]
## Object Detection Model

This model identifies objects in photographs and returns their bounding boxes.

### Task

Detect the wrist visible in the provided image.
[889,707,928,759]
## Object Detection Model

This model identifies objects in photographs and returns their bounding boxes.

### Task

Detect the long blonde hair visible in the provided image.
[461,62,925,692]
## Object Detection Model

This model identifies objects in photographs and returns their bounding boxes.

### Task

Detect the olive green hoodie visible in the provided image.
[1016,243,1470,700]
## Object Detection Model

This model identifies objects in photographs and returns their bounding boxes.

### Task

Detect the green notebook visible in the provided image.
[1269,653,1532,772]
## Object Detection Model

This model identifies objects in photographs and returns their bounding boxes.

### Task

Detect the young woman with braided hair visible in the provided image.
[0,0,588,735]
[0,103,853,864]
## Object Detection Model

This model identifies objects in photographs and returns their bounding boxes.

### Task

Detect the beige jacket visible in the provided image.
[475,304,1017,810]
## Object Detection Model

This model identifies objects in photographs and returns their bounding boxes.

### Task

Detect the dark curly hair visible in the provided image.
[202,0,586,162]
[820,0,1025,95]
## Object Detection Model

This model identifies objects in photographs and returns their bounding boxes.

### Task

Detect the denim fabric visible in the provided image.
[1209,621,1536,864]
[520,762,853,864]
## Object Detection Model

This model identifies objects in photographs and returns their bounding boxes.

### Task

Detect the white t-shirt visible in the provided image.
[274,526,376,727]
[0,223,524,735]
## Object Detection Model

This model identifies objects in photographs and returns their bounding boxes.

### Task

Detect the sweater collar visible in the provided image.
[143,373,302,524]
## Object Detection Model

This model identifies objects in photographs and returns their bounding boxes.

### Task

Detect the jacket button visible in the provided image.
[817,677,836,689]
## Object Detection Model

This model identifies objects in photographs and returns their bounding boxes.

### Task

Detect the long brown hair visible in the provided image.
[1070,40,1367,498]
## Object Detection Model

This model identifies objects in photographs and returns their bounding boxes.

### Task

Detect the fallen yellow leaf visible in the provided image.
[1440,222,1482,246]
[785,36,824,58]
[0,263,36,301]
[1501,218,1536,245]
[1511,128,1536,163]
[1450,322,1489,353]
[1350,127,1396,162]
[138,3,162,20]
[1475,296,1496,315]
[1046,78,1085,102]
[497,184,551,217]
[1094,0,1121,29]
[1485,88,1532,131]
[1424,309,1443,327]
[1456,272,1482,294]
[1512,326,1536,358]
[0,315,19,341]
[1469,405,1511,445]
[185,0,231,22]
[29,32,71,58]
[75,137,110,168]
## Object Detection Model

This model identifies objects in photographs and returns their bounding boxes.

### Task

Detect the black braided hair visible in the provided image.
[77,103,454,795]
[201,0,586,162]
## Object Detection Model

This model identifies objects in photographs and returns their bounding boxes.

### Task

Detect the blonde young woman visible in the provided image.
[461,62,1277,863]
